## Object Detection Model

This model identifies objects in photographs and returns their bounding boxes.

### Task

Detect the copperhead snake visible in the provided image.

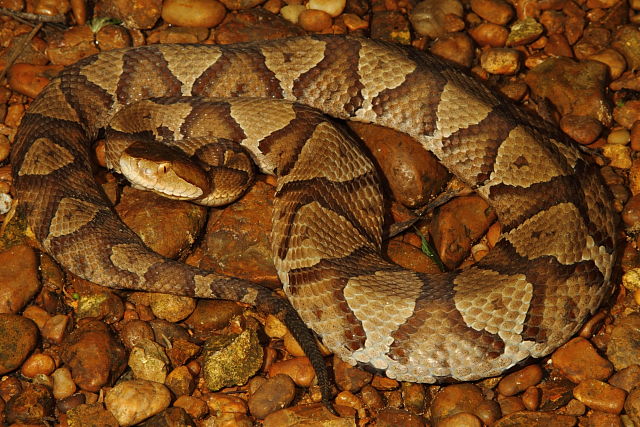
[11,35,617,386]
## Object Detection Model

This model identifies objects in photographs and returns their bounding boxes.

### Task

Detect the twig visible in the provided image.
[0,7,65,24]
[0,22,43,82]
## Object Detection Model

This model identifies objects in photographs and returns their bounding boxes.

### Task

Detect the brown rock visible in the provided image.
[95,0,162,29]
[162,0,226,27]
[333,355,373,393]
[584,411,623,427]
[119,319,155,350]
[438,412,482,427]
[409,0,464,39]
[606,314,640,370]
[521,386,541,411]
[0,245,40,314]
[0,314,38,374]
[199,181,278,286]
[498,364,544,396]
[544,34,573,57]
[214,9,304,44]
[204,392,248,414]
[386,238,442,274]
[61,320,127,392]
[142,407,195,426]
[95,24,132,51]
[470,0,513,25]
[498,395,526,415]
[493,411,576,426]
[430,383,484,424]
[612,25,640,71]
[431,195,496,269]
[402,382,426,414]
[5,383,54,424]
[614,100,640,129]
[560,114,603,145]
[538,376,575,411]
[370,11,411,45]
[480,47,521,74]
[105,379,171,426]
[219,0,264,9]
[116,186,208,259]
[46,25,99,66]
[525,57,611,126]
[21,353,56,378]
[8,63,64,98]
[572,379,625,414]
[377,408,426,426]
[625,386,640,425]
[371,375,400,390]
[298,9,333,32]
[268,356,315,387]
[552,337,613,382]
[249,374,296,419]
[166,338,201,367]
[67,403,119,427]
[469,22,508,47]
[263,403,352,427]
[430,32,475,67]
[608,365,640,392]
[184,299,244,332]
[174,395,209,420]
[350,122,449,208]
[360,384,385,411]
[166,365,195,396]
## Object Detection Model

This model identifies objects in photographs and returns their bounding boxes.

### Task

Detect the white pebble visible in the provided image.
[280,4,306,23]
[307,0,346,17]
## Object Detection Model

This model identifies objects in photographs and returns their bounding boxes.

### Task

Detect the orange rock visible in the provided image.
[552,337,614,383]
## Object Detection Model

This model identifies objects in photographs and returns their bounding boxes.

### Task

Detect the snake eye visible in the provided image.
[158,163,169,174]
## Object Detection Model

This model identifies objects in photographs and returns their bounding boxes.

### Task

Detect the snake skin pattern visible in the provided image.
[11,35,617,382]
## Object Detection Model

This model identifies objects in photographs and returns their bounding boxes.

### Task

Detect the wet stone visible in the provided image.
[552,337,613,382]
[0,314,38,375]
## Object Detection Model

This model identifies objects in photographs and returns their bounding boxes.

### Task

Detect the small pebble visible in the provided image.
[470,0,513,25]
[51,367,76,400]
[306,0,346,17]
[105,380,171,426]
[573,379,626,414]
[21,353,56,378]
[497,364,543,396]
[269,356,315,387]
[608,128,631,145]
[161,0,226,27]
[248,374,296,419]
[298,9,332,32]
[552,337,614,383]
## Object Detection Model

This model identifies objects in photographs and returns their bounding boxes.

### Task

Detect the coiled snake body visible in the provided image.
[11,35,616,383]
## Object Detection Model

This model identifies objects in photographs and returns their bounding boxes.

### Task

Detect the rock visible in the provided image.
[506,17,544,46]
[437,412,481,427]
[430,32,475,67]
[493,411,576,426]
[370,11,412,45]
[521,386,541,411]
[612,26,640,71]
[480,47,521,74]
[606,314,640,370]
[76,291,124,324]
[298,9,332,32]
[307,0,346,17]
[105,380,171,426]
[263,403,353,426]
[0,245,40,314]
[95,24,132,51]
[128,338,170,383]
[166,365,196,396]
[116,186,208,259]
[20,353,56,378]
[0,314,38,374]
[498,365,544,396]
[219,0,264,10]
[174,395,209,420]
[409,0,464,39]
[608,365,640,392]
[51,367,76,400]
[525,57,611,126]
[42,314,70,344]
[469,23,509,47]
[602,144,632,169]
[538,376,575,411]
[149,293,196,323]
[162,0,226,27]
[430,383,484,424]
[214,9,304,44]
[66,403,119,426]
[349,122,449,208]
[430,195,496,269]
[46,25,99,66]
[589,48,627,80]
[498,396,526,415]
[377,408,427,426]
[249,374,296,419]
[95,0,162,29]
[624,387,640,425]
[560,115,603,145]
[333,356,373,393]
[5,383,54,424]
[141,407,195,426]
[552,337,613,383]
[199,181,278,286]
[401,382,426,414]
[281,4,306,23]
[185,299,244,332]
[166,338,201,367]
[8,63,64,98]
[268,356,316,387]
[470,0,513,25]
[613,100,640,129]
[120,319,155,349]
[572,379,626,414]
[204,392,248,414]
[61,320,127,392]
[360,385,385,411]
[202,329,263,390]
